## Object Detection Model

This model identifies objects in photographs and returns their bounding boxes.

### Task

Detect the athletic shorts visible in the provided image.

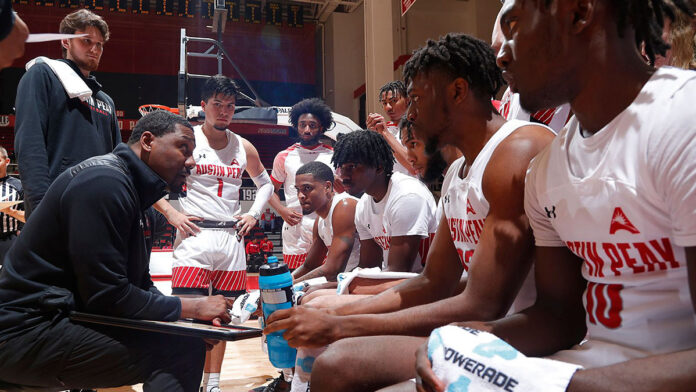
[282,213,317,269]
[171,227,246,297]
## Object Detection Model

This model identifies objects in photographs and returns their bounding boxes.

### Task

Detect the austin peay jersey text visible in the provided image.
[443,120,550,314]
[526,67,696,361]
[354,172,438,273]
[178,125,246,221]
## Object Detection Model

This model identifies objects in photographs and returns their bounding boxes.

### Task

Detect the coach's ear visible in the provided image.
[140,130,155,153]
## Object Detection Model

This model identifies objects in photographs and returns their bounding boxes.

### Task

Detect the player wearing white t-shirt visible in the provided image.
[269,98,336,270]
[291,161,360,284]
[353,171,436,273]
[165,76,274,392]
[525,67,696,367]
[416,2,696,392]
[276,33,553,391]
[366,81,416,176]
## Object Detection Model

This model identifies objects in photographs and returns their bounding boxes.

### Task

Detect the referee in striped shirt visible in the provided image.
[0,146,24,265]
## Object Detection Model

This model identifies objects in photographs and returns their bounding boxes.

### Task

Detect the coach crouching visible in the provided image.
[0,111,230,391]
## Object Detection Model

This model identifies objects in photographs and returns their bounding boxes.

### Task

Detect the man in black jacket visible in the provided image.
[14,9,120,218]
[0,111,231,391]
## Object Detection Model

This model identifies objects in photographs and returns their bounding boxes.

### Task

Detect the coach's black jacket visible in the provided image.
[0,143,180,343]
[14,59,121,218]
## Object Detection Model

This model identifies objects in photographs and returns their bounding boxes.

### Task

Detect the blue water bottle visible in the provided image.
[259,256,297,368]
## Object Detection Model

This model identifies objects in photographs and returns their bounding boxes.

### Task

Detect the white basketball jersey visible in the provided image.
[387,122,415,176]
[179,125,246,221]
[354,172,438,272]
[526,67,696,360]
[317,192,361,273]
[271,142,335,210]
[443,120,545,314]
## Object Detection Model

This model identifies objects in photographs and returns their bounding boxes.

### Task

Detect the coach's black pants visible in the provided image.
[0,316,205,391]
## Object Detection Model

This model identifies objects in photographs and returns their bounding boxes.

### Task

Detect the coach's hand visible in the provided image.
[263,306,340,348]
[415,340,445,392]
[234,214,257,237]
[166,209,202,238]
[180,295,232,325]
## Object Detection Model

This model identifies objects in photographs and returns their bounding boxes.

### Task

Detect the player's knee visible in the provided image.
[310,342,356,391]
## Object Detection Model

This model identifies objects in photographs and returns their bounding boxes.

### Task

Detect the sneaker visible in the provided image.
[249,372,290,392]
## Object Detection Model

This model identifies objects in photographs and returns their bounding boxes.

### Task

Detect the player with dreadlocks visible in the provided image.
[412,1,696,392]
[264,33,554,391]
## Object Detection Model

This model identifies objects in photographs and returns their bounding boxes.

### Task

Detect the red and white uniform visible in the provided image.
[271,143,334,269]
[171,126,247,297]
[317,192,361,273]
[387,121,416,176]
[499,88,571,134]
[354,172,438,273]
[443,120,547,314]
[526,67,696,367]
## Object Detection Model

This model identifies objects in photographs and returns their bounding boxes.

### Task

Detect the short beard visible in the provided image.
[299,136,320,146]
[421,150,448,184]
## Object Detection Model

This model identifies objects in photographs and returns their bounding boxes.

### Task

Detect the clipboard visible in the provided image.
[0,201,22,209]
[70,311,262,341]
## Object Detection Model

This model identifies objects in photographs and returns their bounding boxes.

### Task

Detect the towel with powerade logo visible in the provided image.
[427,326,581,392]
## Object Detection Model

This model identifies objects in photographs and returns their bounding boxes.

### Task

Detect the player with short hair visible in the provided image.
[291,161,360,284]
[14,9,120,218]
[366,81,417,176]
[166,75,273,392]
[415,1,696,391]
[268,98,336,270]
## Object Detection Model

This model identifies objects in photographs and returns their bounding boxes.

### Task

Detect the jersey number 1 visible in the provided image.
[217,178,223,197]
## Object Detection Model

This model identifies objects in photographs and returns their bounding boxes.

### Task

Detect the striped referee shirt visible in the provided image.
[0,176,23,235]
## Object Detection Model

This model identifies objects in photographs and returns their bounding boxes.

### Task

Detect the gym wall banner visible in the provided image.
[401,0,416,16]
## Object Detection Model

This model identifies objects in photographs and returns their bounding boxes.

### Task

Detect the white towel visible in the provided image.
[229,290,261,324]
[336,267,418,295]
[26,57,92,102]
[428,326,581,392]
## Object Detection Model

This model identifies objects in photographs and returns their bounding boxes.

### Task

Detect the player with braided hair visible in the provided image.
[412,1,696,391]
[264,32,554,391]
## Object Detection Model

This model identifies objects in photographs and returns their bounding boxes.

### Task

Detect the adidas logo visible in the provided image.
[609,207,640,235]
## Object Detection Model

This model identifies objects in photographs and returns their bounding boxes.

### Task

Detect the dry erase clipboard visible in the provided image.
[69,311,262,341]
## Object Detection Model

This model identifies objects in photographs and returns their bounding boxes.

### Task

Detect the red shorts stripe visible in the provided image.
[212,270,247,292]
[172,267,212,290]
[284,253,307,269]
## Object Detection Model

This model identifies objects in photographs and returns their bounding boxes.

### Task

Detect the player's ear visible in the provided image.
[570,0,596,34]
[451,77,470,105]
